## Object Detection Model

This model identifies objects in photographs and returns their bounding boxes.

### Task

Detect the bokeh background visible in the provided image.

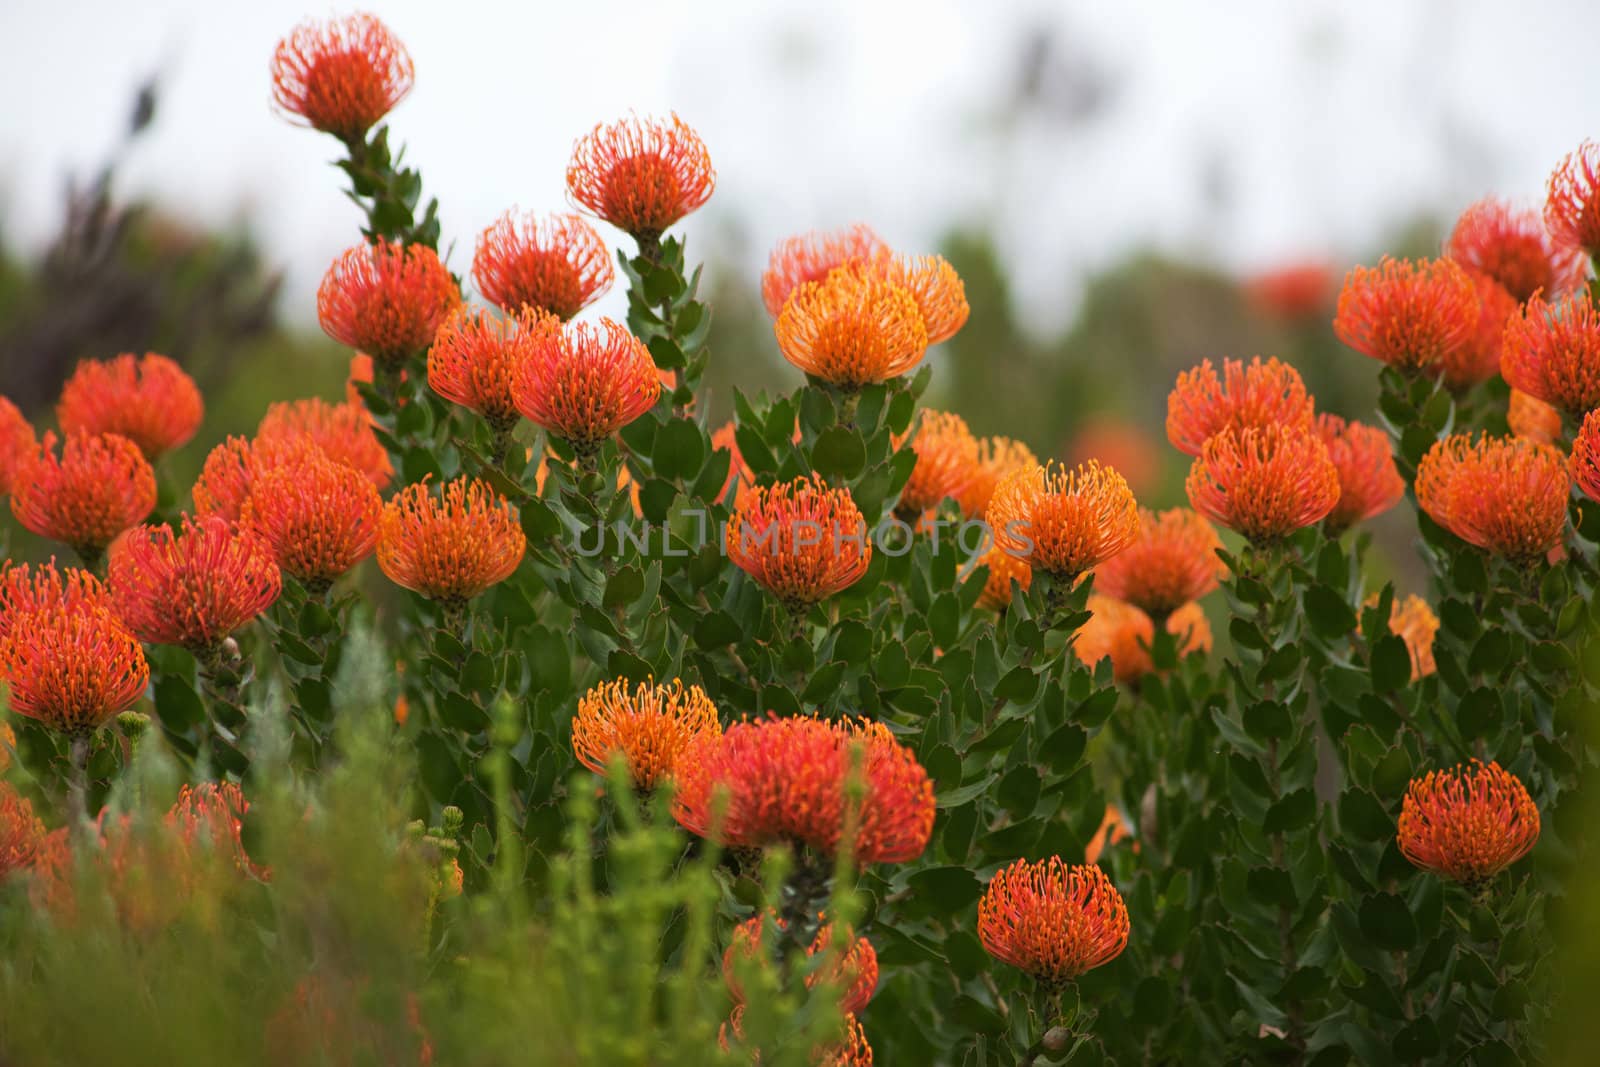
[1,0,1597,561]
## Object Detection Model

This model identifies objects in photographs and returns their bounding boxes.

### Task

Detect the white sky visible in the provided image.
[1,0,1596,333]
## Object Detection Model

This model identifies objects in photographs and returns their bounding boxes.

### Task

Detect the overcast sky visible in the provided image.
[2,0,1596,332]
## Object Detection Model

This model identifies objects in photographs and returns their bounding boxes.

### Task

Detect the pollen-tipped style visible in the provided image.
[978,857,1130,985]
[1165,357,1315,457]
[56,352,203,460]
[1093,508,1224,619]
[256,397,393,488]
[377,477,525,604]
[1500,290,1600,420]
[1398,761,1539,886]
[1415,434,1569,563]
[428,307,532,432]
[987,461,1141,581]
[774,263,929,388]
[1445,197,1582,303]
[270,13,414,142]
[0,597,148,735]
[1545,140,1600,260]
[971,541,1033,611]
[1334,256,1480,374]
[107,515,282,651]
[243,452,383,589]
[1185,426,1340,546]
[512,313,659,455]
[11,432,157,560]
[896,410,978,517]
[571,677,722,792]
[673,715,935,866]
[761,224,889,317]
[566,113,715,240]
[0,561,108,644]
[1315,414,1405,534]
[725,475,872,611]
[472,210,613,320]
[317,241,459,365]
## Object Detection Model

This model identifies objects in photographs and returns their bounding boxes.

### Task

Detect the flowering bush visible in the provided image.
[1,12,1598,1066]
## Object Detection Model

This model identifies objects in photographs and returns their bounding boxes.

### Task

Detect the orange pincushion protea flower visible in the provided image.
[1334,257,1480,374]
[895,410,978,517]
[1165,357,1315,457]
[978,857,1130,985]
[566,113,715,240]
[0,560,108,641]
[317,241,459,365]
[1,782,45,880]
[719,1008,873,1067]
[427,307,532,431]
[1092,508,1223,619]
[56,352,203,460]
[1387,594,1439,680]
[1244,261,1335,320]
[107,515,282,650]
[1397,761,1539,886]
[673,715,935,866]
[1184,426,1340,546]
[0,599,147,734]
[1571,409,1600,503]
[761,224,889,317]
[774,264,929,388]
[512,313,659,455]
[956,436,1038,520]
[1546,140,1600,259]
[726,476,872,611]
[571,677,722,791]
[875,254,970,345]
[377,477,524,604]
[1509,389,1563,446]
[1073,596,1211,684]
[257,397,393,489]
[971,540,1033,611]
[987,461,1140,581]
[168,781,265,878]
[1415,434,1569,562]
[1436,271,1517,392]
[1445,197,1583,303]
[473,210,613,320]
[11,432,157,559]
[0,396,37,497]
[270,13,414,142]
[1315,414,1405,534]
[1501,291,1600,420]
[722,913,879,1016]
[243,453,383,588]
[192,434,322,522]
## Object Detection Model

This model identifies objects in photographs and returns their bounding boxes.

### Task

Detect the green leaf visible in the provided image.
[652,418,705,481]
[1263,789,1317,833]
[1392,1018,1441,1060]
[154,673,206,731]
[1338,788,1394,842]
[1304,584,1359,640]
[1457,687,1502,739]
[1467,629,1512,677]
[811,426,867,481]
[602,566,644,610]
[1370,634,1413,692]
[946,994,1006,1035]
[1243,700,1292,741]
[906,866,984,911]
[1358,892,1417,951]
[1246,866,1297,910]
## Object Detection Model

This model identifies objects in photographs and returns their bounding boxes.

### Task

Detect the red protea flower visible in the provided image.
[11,432,157,560]
[726,476,872,611]
[1244,261,1335,321]
[1570,409,1600,503]
[1165,356,1316,457]
[774,263,929,388]
[1446,197,1583,303]
[0,560,108,643]
[1397,761,1539,886]
[719,1008,874,1067]
[1073,596,1212,684]
[1066,417,1163,497]
[1434,271,1518,392]
[566,113,715,240]
[1509,388,1563,447]
[256,397,393,489]
[673,715,935,866]
[1386,594,1439,680]
[107,515,282,651]
[1184,426,1340,545]
[1093,508,1223,619]
[722,913,879,1016]
[978,857,1130,985]
[874,254,970,345]
[472,210,613,320]
[0,598,147,734]
[956,436,1038,520]
[987,461,1141,581]
[1,782,45,881]
[0,396,37,497]
[761,224,889,317]
[1415,434,1569,562]
[192,434,319,523]
[168,781,266,878]
[270,13,414,142]
[1315,414,1405,534]
[243,452,383,590]
[971,541,1033,611]
[1501,290,1600,420]
[427,307,532,431]
[1334,256,1480,374]
[317,241,459,366]
[377,477,525,604]
[895,410,978,517]
[570,677,722,791]
[1545,140,1600,260]
[56,352,204,460]
[511,313,659,455]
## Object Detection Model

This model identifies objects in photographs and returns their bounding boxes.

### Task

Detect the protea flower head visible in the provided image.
[1500,290,1600,421]
[570,677,721,792]
[243,452,383,590]
[511,312,659,456]
[722,911,879,1016]
[0,598,147,735]
[1184,425,1340,546]
[270,12,414,142]
[1073,595,1211,684]
[0,397,37,497]
[1508,389,1563,447]
[566,113,715,241]
[761,224,889,317]
[978,857,1130,985]
[955,435,1038,520]
[1445,197,1583,302]
[1092,508,1224,620]
[1334,256,1480,375]
[317,240,459,366]
[1315,414,1405,535]
[1545,140,1600,260]
[970,540,1033,612]
[895,409,978,518]
[774,263,929,389]
[725,475,872,611]
[1166,356,1315,457]
[427,306,533,432]
[256,397,394,488]
[472,210,613,320]
[1415,434,1569,563]
[377,477,525,605]
[11,432,157,561]
[1570,409,1600,504]
[56,352,203,460]
[987,460,1141,581]
[1398,761,1539,887]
